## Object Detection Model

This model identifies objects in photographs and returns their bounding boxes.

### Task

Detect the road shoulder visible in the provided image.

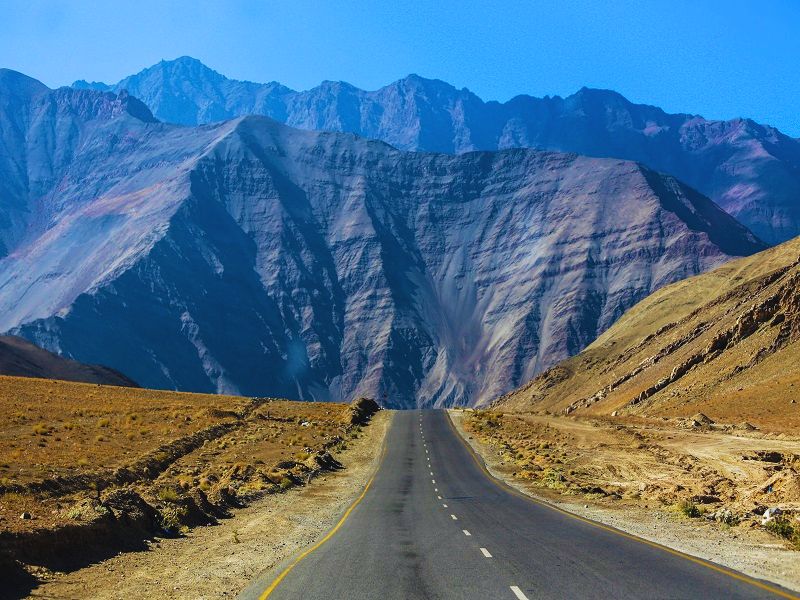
[448,409,800,595]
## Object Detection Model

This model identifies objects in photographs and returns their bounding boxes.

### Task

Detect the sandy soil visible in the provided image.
[25,411,392,600]
[450,410,800,594]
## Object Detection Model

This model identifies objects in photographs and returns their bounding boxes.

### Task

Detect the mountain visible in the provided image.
[0,335,137,386]
[0,71,765,407]
[73,57,800,245]
[496,235,800,429]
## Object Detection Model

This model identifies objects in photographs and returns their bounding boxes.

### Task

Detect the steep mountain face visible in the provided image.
[497,236,800,429]
[0,68,157,259]
[2,72,765,407]
[0,335,137,386]
[74,57,800,245]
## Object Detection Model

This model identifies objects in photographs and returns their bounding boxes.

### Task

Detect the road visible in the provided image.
[240,410,796,600]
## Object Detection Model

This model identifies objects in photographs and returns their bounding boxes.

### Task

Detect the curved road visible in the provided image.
[240,410,796,600]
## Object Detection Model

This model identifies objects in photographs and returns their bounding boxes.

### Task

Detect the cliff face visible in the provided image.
[74,57,800,245]
[1,72,765,407]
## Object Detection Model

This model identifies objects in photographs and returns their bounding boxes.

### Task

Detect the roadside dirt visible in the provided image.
[450,410,800,594]
[24,410,391,599]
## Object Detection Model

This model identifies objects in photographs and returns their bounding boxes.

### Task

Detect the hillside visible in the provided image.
[0,335,136,387]
[73,56,800,244]
[497,236,800,431]
[0,71,766,407]
[0,374,379,594]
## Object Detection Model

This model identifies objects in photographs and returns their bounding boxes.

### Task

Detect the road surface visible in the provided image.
[240,410,796,600]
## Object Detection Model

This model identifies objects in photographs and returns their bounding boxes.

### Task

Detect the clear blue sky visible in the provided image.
[1,0,798,135]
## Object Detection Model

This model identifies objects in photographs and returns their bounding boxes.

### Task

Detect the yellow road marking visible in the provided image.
[257,424,390,599]
[445,411,798,600]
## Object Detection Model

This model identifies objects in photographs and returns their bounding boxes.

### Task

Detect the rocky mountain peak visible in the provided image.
[74,57,799,245]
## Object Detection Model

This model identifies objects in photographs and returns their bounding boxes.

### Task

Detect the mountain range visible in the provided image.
[0,68,765,407]
[73,56,800,245]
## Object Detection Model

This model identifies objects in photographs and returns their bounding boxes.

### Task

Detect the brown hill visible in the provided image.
[0,335,137,387]
[497,236,800,432]
[0,375,376,593]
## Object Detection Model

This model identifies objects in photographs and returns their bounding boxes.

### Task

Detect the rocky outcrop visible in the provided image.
[73,57,800,244]
[0,74,766,407]
[350,397,380,425]
[625,264,800,408]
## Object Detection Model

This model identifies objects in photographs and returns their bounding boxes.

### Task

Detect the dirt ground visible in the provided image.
[24,410,391,599]
[451,410,800,594]
[0,374,384,597]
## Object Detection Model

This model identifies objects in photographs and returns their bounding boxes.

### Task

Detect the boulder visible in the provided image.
[350,397,380,425]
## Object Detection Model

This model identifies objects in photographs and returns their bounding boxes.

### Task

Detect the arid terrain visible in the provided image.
[453,410,800,593]
[0,375,380,597]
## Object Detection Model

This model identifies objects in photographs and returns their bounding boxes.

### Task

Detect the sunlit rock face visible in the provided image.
[1,71,765,407]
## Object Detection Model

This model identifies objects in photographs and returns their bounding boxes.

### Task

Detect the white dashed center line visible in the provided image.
[480,548,492,558]
[462,530,471,536]
[442,503,448,508]
[437,495,442,500]
[432,479,436,484]
[510,586,529,600]
[450,514,458,520]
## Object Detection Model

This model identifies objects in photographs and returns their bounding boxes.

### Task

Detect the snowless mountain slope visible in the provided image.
[0,335,137,387]
[1,71,766,407]
[73,57,800,245]
[496,235,800,431]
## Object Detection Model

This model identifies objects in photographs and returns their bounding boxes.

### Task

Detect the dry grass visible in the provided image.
[0,375,359,538]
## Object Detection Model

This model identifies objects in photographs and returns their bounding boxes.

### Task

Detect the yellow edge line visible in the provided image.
[445,411,799,600]
[257,422,390,599]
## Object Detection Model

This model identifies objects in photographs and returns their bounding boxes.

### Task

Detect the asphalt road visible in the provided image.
[240,410,796,600]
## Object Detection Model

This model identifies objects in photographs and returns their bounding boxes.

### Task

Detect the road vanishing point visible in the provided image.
[240,410,797,600]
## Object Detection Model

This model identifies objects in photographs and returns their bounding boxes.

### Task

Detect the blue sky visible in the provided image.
[1,0,798,135]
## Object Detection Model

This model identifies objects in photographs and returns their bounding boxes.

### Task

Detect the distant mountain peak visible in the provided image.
[72,79,112,91]
[0,68,49,96]
[65,58,800,245]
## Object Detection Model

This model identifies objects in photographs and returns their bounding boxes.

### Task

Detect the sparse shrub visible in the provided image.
[279,477,293,490]
[674,499,701,518]
[97,418,110,428]
[32,423,53,436]
[159,504,189,535]
[77,457,90,467]
[157,487,180,503]
[764,516,800,549]
[541,468,567,491]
